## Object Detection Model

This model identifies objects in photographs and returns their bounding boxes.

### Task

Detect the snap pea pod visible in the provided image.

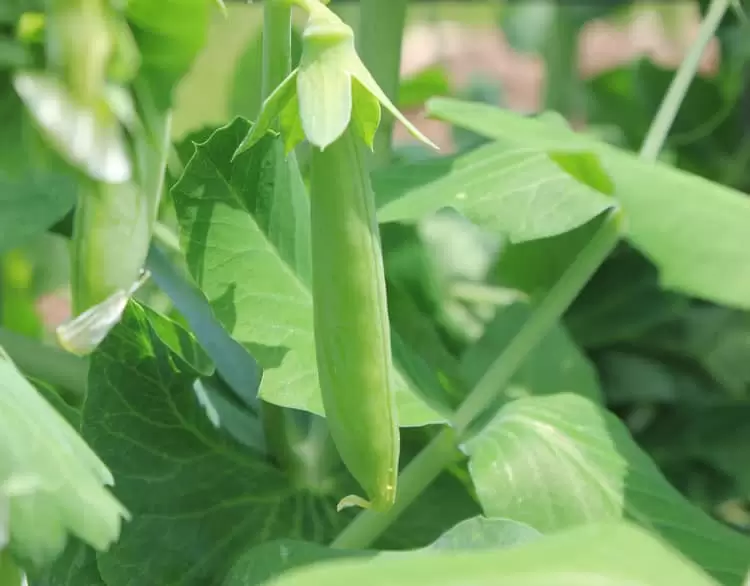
[310,124,399,512]
[70,179,151,316]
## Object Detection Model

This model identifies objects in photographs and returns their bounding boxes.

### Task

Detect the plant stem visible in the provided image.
[263,0,292,101]
[452,210,621,434]
[334,209,622,549]
[357,0,409,168]
[260,0,305,478]
[331,426,461,549]
[639,0,731,161]
[543,4,582,120]
[0,328,88,397]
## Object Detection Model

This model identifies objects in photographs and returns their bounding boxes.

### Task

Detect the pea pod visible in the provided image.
[70,179,151,316]
[310,124,399,512]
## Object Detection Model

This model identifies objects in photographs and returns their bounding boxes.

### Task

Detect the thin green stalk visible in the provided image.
[0,328,88,397]
[543,4,582,120]
[639,0,731,161]
[263,0,292,101]
[333,210,622,550]
[260,0,304,478]
[357,0,409,167]
[452,211,621,434]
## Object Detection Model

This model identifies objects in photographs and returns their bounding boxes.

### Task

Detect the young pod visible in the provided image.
[70,178,151,317]
[310,125,399,512]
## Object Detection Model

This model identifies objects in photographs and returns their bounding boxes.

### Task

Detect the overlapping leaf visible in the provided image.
[465,393,750,584]
[373,139,615,243]
[171,118,445,426]
[260,523,719,586]
[82,304,473,586]
[426,97,750,310]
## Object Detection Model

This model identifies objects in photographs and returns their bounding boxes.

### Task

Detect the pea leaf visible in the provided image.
[373,139,615,243]
[263,523,720,586]
[172,118,444,426]
[222,517,538,586]
[145,245,262,410]
[82,303,471,586]
[83,303,353,586]
[0,345,127,567]
[465,393,750,584]
[427,97,750,311]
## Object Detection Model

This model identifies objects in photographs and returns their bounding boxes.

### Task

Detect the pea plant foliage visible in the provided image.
[1,0,749,585]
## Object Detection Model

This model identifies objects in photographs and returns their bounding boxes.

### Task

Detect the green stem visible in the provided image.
[260,0,304,479]
[334,210,622,550]
[542,4,582,119]
[452,211,621,434]
[0,328,88,397]
[357,0,408,167]
[639,0,731,161]
[263,0,292,102]
[331,426,460,549]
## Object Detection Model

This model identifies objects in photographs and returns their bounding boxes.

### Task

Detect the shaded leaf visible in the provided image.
[465,393,750,584]
[373,139,614,242]
[83,303,355,586]
[82,304,470,586]
[145,245,262,410]
[264,522,720,586]
[427,97,750,310]
[172,118,444,426]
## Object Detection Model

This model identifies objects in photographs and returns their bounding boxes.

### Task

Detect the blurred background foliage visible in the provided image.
[3,0,750,535]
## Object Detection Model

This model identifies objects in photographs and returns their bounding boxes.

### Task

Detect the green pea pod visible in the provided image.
[70,178,151,316]
[310,124,399,512]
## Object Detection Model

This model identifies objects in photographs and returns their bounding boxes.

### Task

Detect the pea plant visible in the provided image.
[1,0,750,584]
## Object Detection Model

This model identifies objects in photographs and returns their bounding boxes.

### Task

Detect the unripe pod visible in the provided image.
[310,125,399,512]
[70,179,151,316]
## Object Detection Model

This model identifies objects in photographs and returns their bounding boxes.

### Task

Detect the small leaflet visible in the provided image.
[57,270,151,356]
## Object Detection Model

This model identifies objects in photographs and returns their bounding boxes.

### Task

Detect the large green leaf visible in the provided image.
[171,118,444,426]
[83,303,351,586]
[0,346,126,567]
[465,393,750,584]
[82,304,472,586]
[263,523,720,586]
[373,138,615,243]
[427,97,750,311]
[460,301,603,409]
[222,516,540,586]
